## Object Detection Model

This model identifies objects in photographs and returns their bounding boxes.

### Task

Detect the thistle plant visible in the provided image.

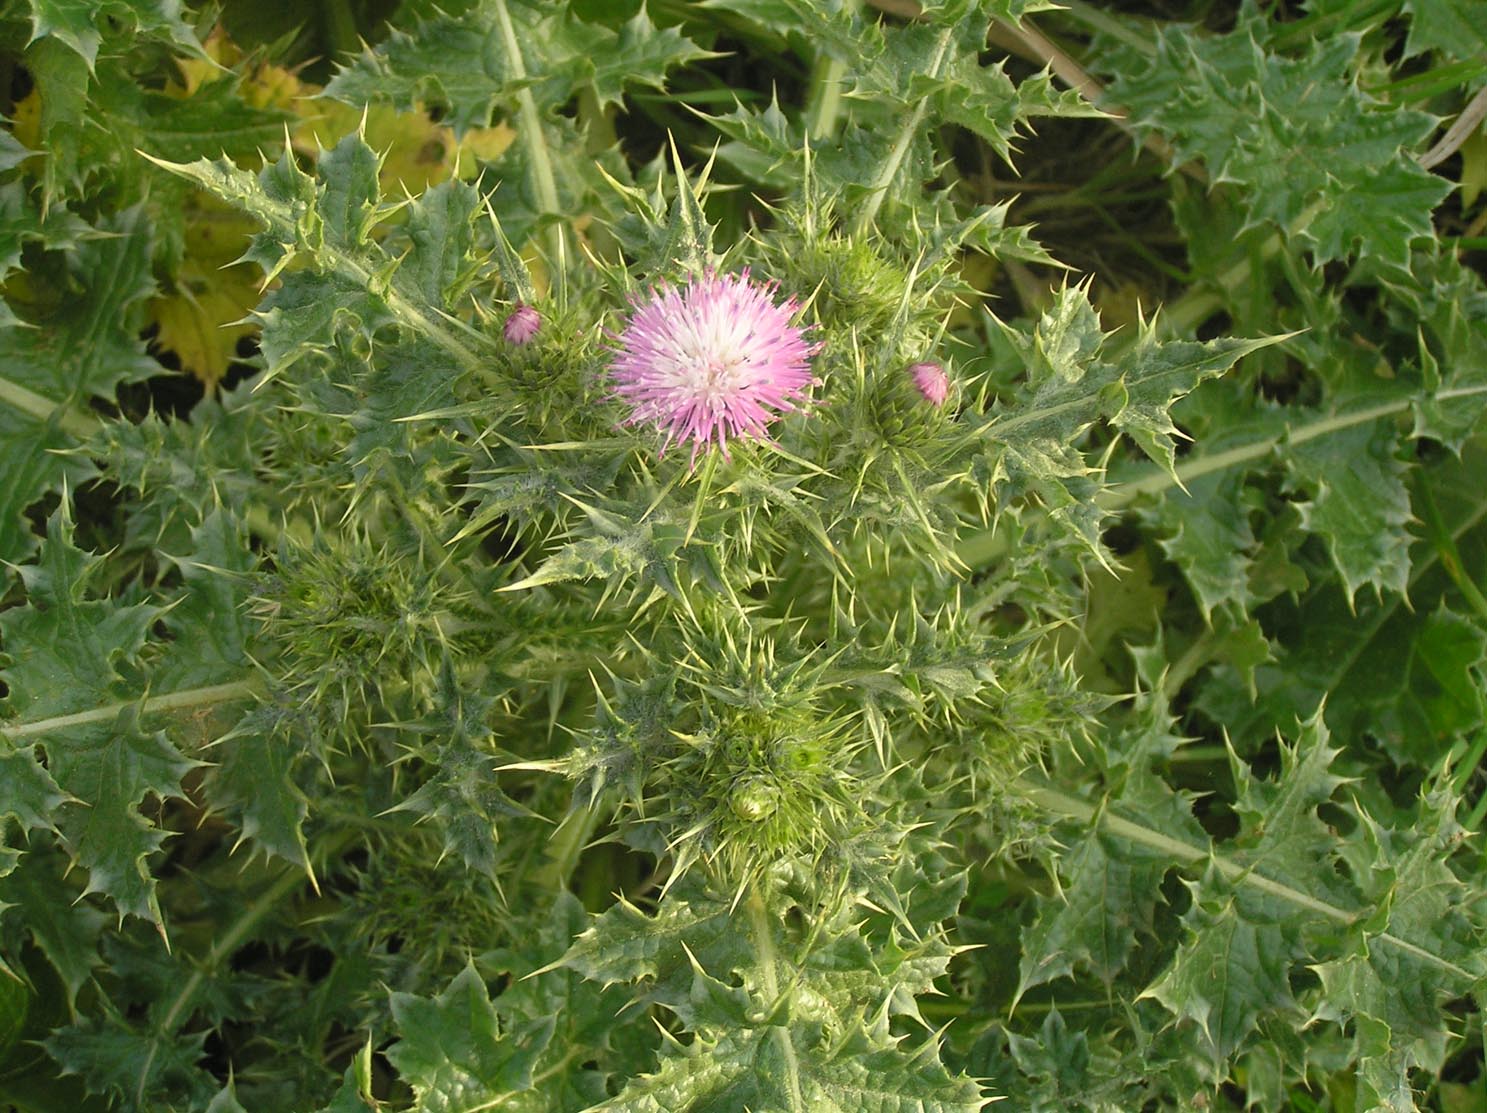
[2,1,1487,1111]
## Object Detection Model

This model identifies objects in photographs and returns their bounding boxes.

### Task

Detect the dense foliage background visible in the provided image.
[2,0,1486,1109]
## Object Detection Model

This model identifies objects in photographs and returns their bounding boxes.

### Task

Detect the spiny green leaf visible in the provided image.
[0,506,201,922]
[1153,470,1257,620]
[1402,0,1487,62]
[1004,1008,1093,1106]
[25,0,199,68]
[325,2,711,133]
[206,706,310,871]
[989,285,1278,555]
[1314,791,1485,1108]
[387,962,555,1112]
[402,178,483,309]
[1195,444,1487,760]
[53,715,201,923]
[390,674,526,876]
[597,1020,991,1112]
[1286,420,1412,603]
[481,893,658,1106]
[0,847,107,1008]
[1102,19,1450,270]
[306,1043,380,1113]
[204,1081,248,1113]
[0,504,160,725]
[0,206,156,563]
[156,510,254,691]
[42,1012,215,1108]
[0,738,69,836]
[1141,869,1301,1065]
[145,136,494,381]
[1018,694,1206,995]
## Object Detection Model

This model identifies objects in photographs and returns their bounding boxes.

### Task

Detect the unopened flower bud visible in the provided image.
[504,304,541,346]
[909,361,949,406]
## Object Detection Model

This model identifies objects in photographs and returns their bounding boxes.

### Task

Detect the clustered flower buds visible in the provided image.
[503,303,541,346]
[909,361,949,406]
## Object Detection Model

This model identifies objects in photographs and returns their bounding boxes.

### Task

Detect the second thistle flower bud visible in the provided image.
[909,361,950,406]
[503,303,541,346]
[868,359,953,445]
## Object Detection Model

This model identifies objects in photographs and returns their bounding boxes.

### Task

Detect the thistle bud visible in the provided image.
[503,303,541,346]
[909,361,949,406]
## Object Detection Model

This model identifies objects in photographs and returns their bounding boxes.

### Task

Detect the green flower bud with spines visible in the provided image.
[251,529,474,729]
[481,300,610,442]
[559,621,867,888]
[867,359,957,447]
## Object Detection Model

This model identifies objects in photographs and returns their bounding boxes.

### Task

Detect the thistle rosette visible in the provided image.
[609,269,819,461]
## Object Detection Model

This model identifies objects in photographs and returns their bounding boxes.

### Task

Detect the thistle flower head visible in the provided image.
[609,269,819,461]
[909,361,949,406]
[503,303,541,346]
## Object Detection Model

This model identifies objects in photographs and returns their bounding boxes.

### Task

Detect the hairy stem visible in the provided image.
[491,0,566,271]
[1414,472,1487,624]
[852,25,953,237]
[139,829,357,1105]
[748,887,805,1110]
[805,0,858,140]
[0,374,100,440]
[1014,775,1479,983]
[1100,384,1487,511]
[4,680,261,740]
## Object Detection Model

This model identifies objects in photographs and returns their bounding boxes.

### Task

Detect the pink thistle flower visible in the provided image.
[609,270,819,461]
[909,361,949,406]
[504,304,541,346]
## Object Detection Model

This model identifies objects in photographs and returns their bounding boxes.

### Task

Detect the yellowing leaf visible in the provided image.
[10,88,42,153]
[148,257,260,387]
[146,190,264,386]
[296,102,515,196]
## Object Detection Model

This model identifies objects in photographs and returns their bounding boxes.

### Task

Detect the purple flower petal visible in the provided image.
[609,271,819,461]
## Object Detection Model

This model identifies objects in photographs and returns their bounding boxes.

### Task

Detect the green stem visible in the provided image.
[322,0,361,62]
[1453,731,1487,795]
[534,804,605,892]
[1270,0,1397,48]
[491,0,566,272]
[1467,787,1487,834]
[748,887,805,1110]
[853,25,954,238]
[1051,0,1154,53]
[1158,230,1285,337]
[805,0,857,140]
[1414,473,1487,624]
[921,994,1113,1020]
[4,680,261,741]
[1013,775,1479,984]
[139,829,357,1106]
[1164,743,1229,765]
[1160,627,1217,701]
[1099,389,1487,512]
[0,374,100,440]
